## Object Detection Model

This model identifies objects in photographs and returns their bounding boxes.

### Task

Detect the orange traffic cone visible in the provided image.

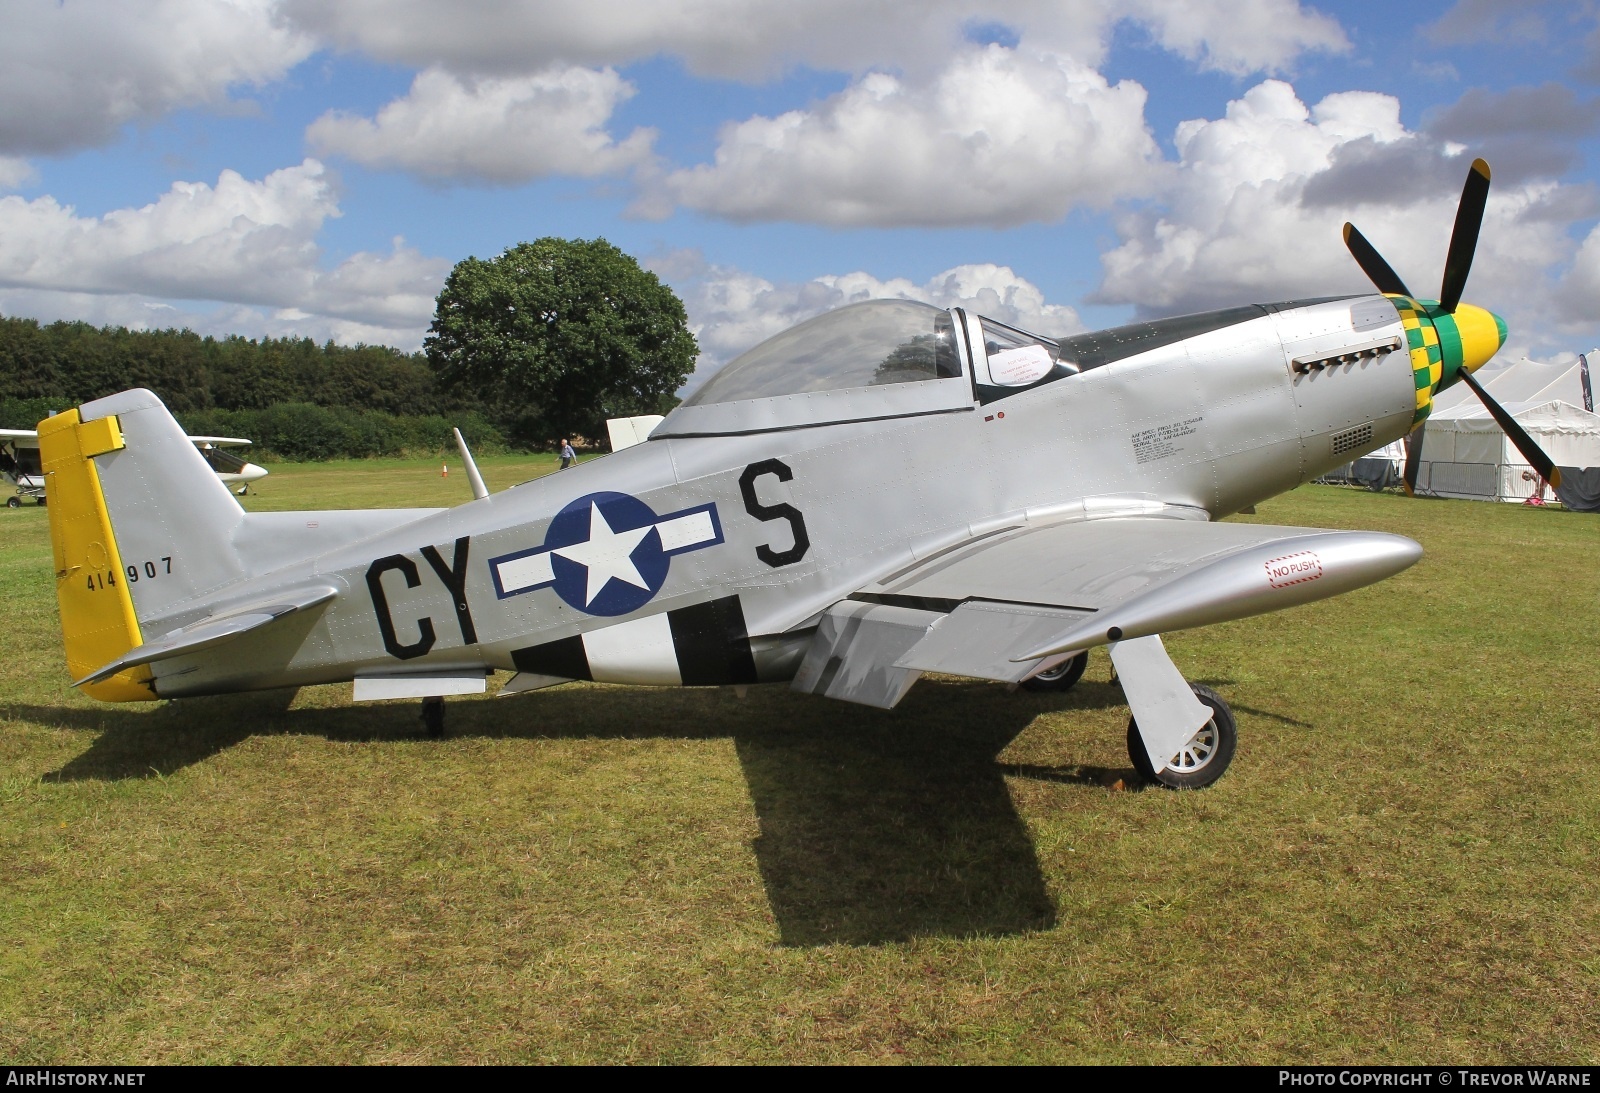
[441,462,448,478]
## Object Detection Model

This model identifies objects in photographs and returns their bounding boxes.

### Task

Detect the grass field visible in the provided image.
[1,456,1596,1064]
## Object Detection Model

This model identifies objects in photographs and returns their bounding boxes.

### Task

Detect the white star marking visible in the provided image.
[551,502,654,607]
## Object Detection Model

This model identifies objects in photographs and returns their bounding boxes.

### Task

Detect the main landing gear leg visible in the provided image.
[1108,634,1237,789]
[421,696,445,738]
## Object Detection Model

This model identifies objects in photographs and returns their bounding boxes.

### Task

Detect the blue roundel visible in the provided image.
[545,491,669,616]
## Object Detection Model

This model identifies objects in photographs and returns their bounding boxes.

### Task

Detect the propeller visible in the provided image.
[1403,425,1425,497]
[1342,223,1412,299]
[1439,158,1490,314]
[1457,367,1562,488]
[1343,158,1564,494]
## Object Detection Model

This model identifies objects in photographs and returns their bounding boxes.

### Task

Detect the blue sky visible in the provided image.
[3,0,1599,380]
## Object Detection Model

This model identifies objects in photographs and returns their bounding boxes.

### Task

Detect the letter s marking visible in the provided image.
[366,554,437,660]
[739,459,810,568]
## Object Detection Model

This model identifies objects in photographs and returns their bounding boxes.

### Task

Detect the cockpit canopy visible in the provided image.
[654,298,1069,438]
[681,300,962,407]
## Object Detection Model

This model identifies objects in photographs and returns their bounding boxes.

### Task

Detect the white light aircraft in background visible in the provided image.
[3,427,267,507]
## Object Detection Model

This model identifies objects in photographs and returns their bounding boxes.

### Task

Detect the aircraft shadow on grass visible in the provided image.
[15,676,1211,946]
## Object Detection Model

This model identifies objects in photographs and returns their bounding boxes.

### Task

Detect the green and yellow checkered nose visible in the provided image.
[1388,295,1508,426]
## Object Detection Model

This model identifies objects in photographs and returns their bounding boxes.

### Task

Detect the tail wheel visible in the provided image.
[1127,683,1237,789]
[1021,651,1088,693]
[421,696,445,738]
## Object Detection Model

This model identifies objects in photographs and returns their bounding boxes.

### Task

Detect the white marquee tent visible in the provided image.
[1327,355,1600,508]
[1414,355,1600,507]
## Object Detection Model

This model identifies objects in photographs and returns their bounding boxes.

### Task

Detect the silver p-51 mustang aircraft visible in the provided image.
[35,160,1556,788]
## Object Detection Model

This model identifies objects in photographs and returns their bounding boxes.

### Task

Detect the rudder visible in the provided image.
[38,408,154,700]
[39,389,248,699]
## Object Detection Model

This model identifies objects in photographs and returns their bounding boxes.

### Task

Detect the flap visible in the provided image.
[76,584,338,686]
[894,600,1090,682]
[353,671,487,701]
[791,600,941,709]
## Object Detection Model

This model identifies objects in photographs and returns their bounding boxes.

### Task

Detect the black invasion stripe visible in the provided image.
[511,634,591,681]
[668,595,758,686]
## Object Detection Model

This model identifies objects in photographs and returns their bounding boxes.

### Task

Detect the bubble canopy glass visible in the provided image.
[682,300,963,407]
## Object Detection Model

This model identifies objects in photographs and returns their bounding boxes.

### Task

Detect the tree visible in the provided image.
[424,238,697,445]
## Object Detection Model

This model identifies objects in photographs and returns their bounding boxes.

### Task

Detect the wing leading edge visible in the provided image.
[793,517,1421,708]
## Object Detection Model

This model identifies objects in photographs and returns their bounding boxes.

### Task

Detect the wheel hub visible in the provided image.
[1167,720,1218,773]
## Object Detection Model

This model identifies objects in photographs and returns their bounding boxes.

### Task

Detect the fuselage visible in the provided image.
[119,293,1453,699]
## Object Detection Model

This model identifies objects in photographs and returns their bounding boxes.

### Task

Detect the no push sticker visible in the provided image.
[1266,549,1323,589]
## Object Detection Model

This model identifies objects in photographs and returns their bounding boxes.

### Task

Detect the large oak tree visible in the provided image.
[424,238,697,445]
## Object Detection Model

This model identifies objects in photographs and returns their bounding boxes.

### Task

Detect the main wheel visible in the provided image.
[1127,683,1236,789]
[1021,651,1088,693]
[6,496,18,508]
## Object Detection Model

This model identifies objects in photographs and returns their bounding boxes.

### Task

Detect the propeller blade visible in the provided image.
[1438,158,1491,314]
[1343,223,1414,298]
[1403,424,1426,496]
[1457,366,1563,489]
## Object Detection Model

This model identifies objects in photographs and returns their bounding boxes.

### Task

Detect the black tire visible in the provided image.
[6,496,18,508]
[1127,683,1236,789]
[36,496,46,506]
[1021,651,1088,693]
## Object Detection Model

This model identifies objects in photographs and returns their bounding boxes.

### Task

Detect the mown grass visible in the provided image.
[0,459,1596,1063]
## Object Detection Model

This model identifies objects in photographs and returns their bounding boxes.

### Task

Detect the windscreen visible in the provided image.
[200,447,248,473]
[683,300,962,407]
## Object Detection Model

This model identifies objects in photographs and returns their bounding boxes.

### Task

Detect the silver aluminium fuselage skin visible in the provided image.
[88,294,1417,700]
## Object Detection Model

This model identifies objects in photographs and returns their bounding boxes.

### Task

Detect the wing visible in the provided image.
[793,516,1420,707]
[185,435,254,447]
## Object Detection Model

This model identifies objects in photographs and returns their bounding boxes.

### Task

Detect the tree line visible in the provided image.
[0,237,698,461]
[0,317,506,459]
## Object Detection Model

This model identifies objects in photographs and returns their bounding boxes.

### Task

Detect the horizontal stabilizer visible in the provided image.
[75,584,338,687]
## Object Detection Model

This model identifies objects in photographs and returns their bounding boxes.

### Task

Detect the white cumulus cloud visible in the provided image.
[0,157,36,191]
[0,161,451,348]
[1093,79,1581,342]
[279,0,1344,82]
[1120,0,1346,76]
[658,46,1161,228]
[0,0,313,155]
[307,66,655,184]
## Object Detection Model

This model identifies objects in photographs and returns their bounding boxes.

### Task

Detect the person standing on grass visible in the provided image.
[559,438,576,470]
